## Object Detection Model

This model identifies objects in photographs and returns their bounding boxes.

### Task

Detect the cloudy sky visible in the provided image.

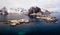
[0,0,60,11]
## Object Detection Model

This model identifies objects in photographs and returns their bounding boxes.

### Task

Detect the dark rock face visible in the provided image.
[45,10,51,14]
[35,7,41,13]
[28,6,44,18]
[0,7,8,15]
[4,11,8,15]
[0,10,2,12]
[28,7,42,15]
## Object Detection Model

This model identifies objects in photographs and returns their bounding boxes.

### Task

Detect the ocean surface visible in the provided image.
[0,12,60,35]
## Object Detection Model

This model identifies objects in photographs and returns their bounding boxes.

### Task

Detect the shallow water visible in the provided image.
[0,12,60,35]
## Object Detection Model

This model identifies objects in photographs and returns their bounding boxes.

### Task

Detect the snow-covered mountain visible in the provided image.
[7,8,28,15]
[0,0,60,12]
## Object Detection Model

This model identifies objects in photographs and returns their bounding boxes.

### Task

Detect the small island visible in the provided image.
[5,19,30,26]
[28,6,58,23]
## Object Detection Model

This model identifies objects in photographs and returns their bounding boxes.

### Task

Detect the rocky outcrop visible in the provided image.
[28,6,57,23]
[28,7,43,15]
[5,19,30,26]
[0,7,8,15]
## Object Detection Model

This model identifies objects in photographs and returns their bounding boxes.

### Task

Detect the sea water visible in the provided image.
[0,12,60,35]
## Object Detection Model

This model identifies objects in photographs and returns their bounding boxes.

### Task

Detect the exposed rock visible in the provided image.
[5,19,30,26]
[0,7,8,15]
[36,16,58,23]
[28,6,42,15]
[10,22,17,26]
